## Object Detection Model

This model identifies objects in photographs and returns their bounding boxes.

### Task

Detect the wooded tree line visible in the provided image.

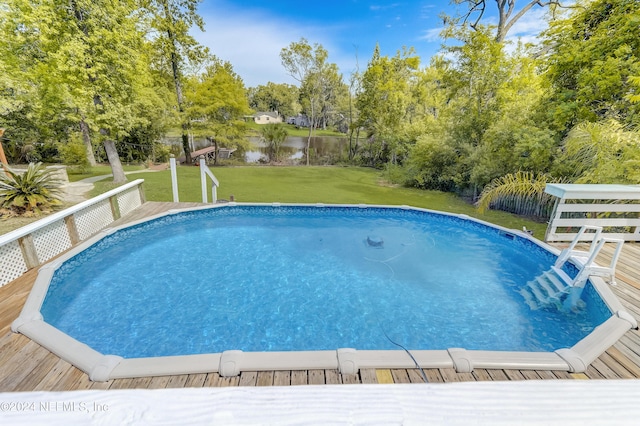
[0,0,250,182]
[357,0,640,199]
[1,0,639,198]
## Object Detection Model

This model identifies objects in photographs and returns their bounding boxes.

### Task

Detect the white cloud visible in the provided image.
[503,7,550,52]
[370,3,401,12]
[193,9,306,87]
[507,7,549,38]
[194,8,362,87]
[420,27,443,42]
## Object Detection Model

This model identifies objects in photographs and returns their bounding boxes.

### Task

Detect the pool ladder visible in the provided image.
[520,226,624,310]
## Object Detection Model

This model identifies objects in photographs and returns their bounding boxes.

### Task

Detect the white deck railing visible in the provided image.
[0,179,145,287]
[168,156,219,203]
[545,184,640,242]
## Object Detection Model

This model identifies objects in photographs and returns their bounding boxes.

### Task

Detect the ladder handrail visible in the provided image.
[572,237,624,287]
[555,225,603,268]
[199,158,219,203]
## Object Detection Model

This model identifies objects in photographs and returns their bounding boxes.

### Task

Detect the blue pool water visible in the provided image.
[41,206,611,358]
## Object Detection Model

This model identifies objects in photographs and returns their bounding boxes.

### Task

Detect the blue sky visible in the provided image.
[195,1,550,88]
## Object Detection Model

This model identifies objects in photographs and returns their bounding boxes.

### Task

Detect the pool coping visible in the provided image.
[11,202,638,382]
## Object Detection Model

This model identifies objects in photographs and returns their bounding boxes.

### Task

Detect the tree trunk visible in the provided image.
[162,0,191,165]
[307,101,316,166]
[103,139,127,183]
[79,119,97,166]
[306,131,312,166]
[181,131,191,164]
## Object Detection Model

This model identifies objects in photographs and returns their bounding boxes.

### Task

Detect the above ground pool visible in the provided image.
[13,204,637,381]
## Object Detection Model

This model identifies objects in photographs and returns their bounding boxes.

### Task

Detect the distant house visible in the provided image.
[286,114,310,127]
[253,111,282,124]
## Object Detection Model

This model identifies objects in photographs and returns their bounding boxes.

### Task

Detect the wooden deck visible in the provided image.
[1,201,640,392]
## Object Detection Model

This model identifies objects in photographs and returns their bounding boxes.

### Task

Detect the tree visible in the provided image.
[185,58,252,163]
[0,1,78,162]
[405,132,460,191]
[467,44,555,188]
[145,0,209,165]
[0,3,46,160]
[0,0,163,183]
[345,59,362,162]
[554,120,640,184]
[627,75,640,104]
[248,83,300,119]
[281,38,339,165]
[402,25,554,196]
[356,45,420,167]
[450,0,566,42]
[260,123,288,162]
[302,62,347,131]
[541,0,640,133]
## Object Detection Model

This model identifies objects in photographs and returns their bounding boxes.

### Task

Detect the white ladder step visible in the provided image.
[534,275,557,298]
[543,270,569,293]
[519,288,538,310]
[551,266,573,286]
[526,280,548,303]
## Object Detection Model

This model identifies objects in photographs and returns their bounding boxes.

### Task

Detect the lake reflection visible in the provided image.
[245,136,348,164]
[167,135,349,165]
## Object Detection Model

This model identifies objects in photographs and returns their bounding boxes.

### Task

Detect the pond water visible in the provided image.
[164,135,349,164]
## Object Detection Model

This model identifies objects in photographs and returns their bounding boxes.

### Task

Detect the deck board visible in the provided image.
[359,368,378,384]
[290,370,307,385]
[256,371,275,386]
[273,371,291,386]
[325,369,342,384]
[308,370,325,385]
[390,369,411,383]
[239,371,258,386]
[1,201,640,390]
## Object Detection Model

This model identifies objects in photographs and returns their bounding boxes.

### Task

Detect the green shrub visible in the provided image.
[0,162,63,215]
[58,137,90,173]
[383,163,408,185]
[153,143,172,163]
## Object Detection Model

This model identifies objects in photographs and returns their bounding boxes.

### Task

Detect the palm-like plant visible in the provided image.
[475,171,563,220]
[0,162,63,214]
[558,120,640,184]
[260,123,288,163]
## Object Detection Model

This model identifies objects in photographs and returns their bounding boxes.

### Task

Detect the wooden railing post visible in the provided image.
[109,195,122,221]
[17,235,40,269]
[64,215,81,245]
[138,181,146,204]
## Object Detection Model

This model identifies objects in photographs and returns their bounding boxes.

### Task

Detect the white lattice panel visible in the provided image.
[32,220,73,264]
[0,240,29,287]
[75,200,115,241]
[117,188,142,217]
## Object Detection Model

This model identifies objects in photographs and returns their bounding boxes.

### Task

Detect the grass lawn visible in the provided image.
[98,165,549,238]
[66,164,146,182]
